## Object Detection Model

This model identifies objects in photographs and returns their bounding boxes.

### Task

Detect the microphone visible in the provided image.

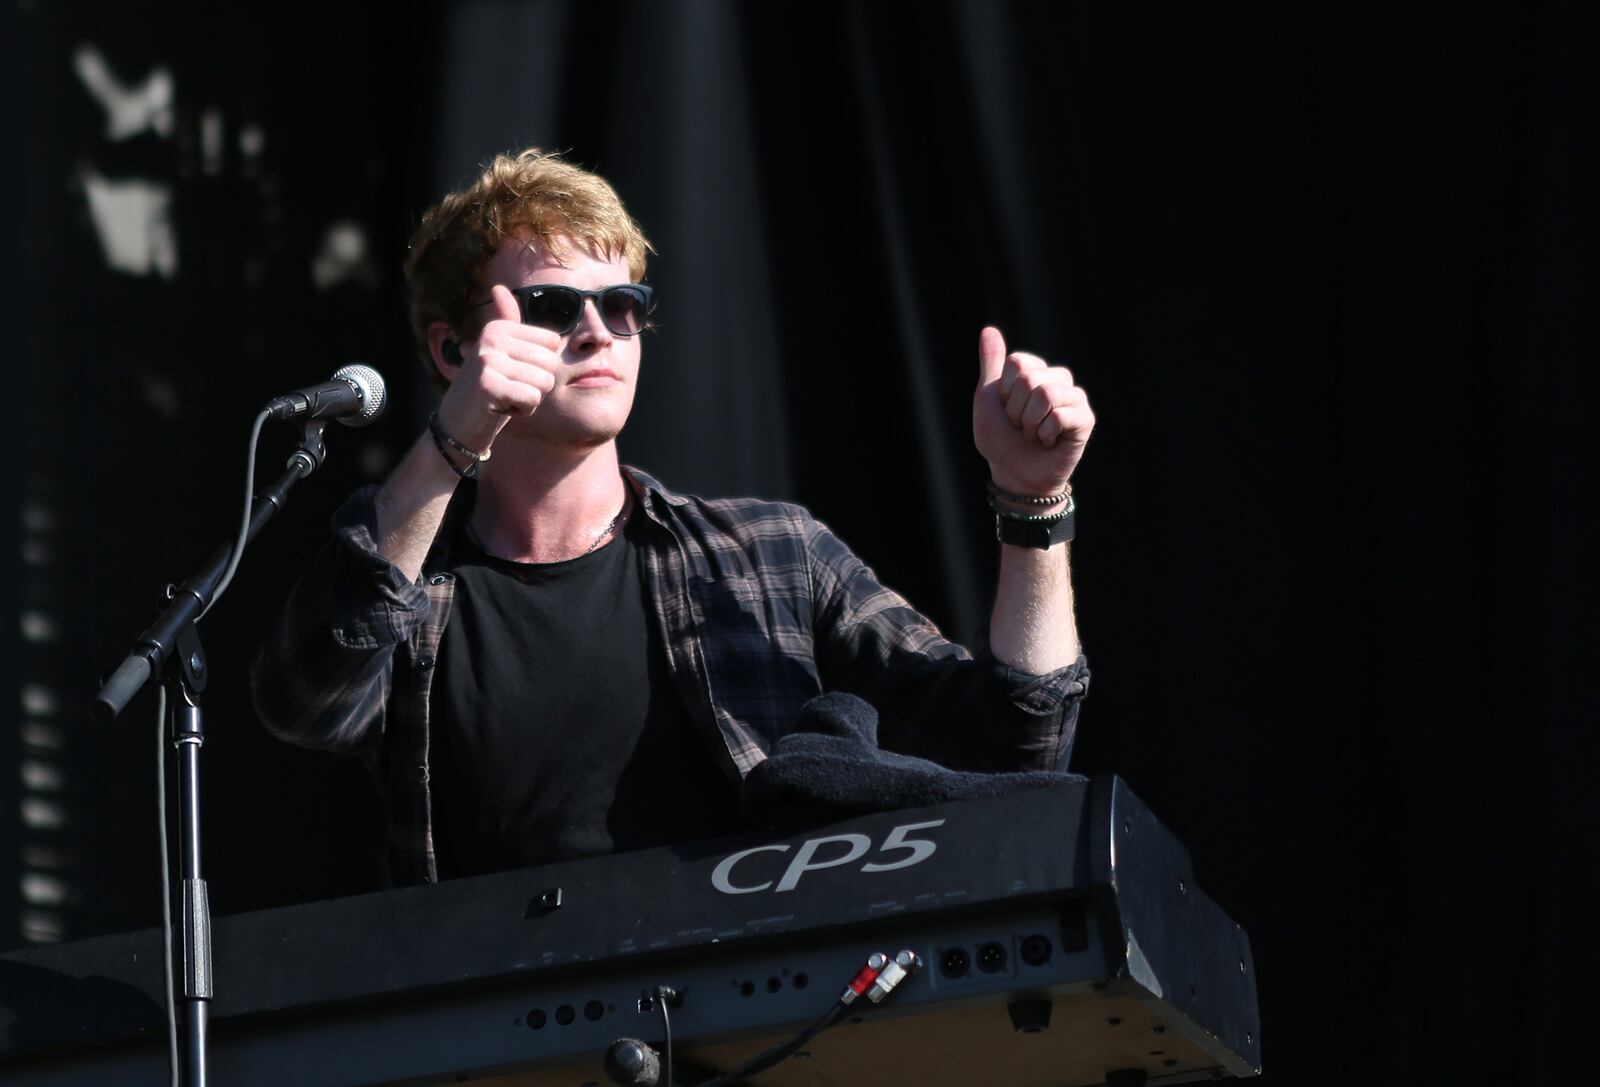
[603,1038,661,1086]
[264,364,387,427]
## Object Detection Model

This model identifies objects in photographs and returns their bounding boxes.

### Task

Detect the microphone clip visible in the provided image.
[287,420,329,477]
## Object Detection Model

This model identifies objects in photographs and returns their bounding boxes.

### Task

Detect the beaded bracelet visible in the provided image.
[988,492,1076,522]
[986,480,1072,507]
[428,412,491,480]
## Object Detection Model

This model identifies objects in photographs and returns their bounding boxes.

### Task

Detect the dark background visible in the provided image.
[6,1,1596,1083]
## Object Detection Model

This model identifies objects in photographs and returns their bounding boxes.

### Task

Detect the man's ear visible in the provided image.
[426,321,462,381]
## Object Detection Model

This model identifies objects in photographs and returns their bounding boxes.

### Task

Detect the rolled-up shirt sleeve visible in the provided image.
[804,516,1089,773]
[974,650,1090,770]
[250,486,429,753]
[326,488,431,649]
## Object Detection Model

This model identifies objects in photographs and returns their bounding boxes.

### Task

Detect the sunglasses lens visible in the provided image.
[515,285,651,335]
[520,288,584,333]
[599,287,648,335]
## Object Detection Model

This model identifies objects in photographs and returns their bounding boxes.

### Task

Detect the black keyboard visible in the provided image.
[0,776,1260,1086]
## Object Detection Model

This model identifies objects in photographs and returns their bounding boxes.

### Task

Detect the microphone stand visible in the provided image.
[92,421,331,1087]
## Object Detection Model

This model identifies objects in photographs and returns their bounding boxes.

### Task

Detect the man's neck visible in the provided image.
[469,436,631,564]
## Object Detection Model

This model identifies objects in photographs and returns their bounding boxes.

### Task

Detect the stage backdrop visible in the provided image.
[8,2,1595,1084]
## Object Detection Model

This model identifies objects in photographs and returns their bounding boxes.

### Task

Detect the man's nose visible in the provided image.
[569,298,613,349]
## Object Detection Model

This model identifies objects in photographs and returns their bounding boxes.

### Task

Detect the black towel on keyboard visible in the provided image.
[741,692,1084,831]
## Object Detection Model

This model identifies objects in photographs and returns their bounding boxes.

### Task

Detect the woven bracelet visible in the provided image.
[428,412,490,480]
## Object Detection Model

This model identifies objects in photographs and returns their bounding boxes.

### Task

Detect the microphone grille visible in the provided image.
[332,363,387,427]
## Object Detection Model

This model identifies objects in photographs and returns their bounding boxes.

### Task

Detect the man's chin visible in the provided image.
[571,427,622,450]
[506,413,625,451]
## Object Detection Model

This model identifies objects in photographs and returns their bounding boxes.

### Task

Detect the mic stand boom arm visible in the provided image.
[90,421,330,1087]
[92,421,327,721]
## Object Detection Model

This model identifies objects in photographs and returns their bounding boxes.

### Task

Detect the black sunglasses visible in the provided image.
[493,283,656,337]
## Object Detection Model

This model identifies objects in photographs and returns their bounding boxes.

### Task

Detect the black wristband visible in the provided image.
[996,507,1075,548]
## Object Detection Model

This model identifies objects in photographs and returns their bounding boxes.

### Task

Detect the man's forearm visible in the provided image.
[988,542,1079,674]
[374,429,463,583]
[970,323,1092,676]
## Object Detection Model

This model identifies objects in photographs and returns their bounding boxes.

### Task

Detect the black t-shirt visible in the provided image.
[430,513,744,878]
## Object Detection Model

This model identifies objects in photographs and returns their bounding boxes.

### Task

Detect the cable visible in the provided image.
[693,952,918,1087]
[160,408,266,1082]
[693,1005,845,1087]
[199,408,269,619]
[655,986,675,1087]
[155,686,178,1087]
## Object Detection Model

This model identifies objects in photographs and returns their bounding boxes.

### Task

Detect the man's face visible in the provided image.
[479,234,643,450]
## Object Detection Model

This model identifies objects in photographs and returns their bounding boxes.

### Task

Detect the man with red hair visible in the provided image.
[253,150,1094,886]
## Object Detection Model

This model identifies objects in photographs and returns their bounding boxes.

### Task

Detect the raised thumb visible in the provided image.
[977,326,1007,388]
[490,283,521,325]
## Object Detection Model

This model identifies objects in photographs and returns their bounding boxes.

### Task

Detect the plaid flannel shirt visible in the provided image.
[251,466,1089,885]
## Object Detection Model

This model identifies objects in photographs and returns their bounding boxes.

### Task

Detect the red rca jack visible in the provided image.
[839,952,889,1006]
